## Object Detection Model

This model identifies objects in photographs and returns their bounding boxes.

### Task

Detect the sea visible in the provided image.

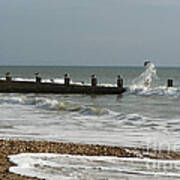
[2,64,180,179]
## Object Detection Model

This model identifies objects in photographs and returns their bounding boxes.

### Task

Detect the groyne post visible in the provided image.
[64,73,70,86]
[117,75,123,88]
[91,74,97,87]
[167,79,173,87]
[6,72,12,82]
[35,73,42,84]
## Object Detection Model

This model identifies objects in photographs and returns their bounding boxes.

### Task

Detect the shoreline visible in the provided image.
[1,139,180,180]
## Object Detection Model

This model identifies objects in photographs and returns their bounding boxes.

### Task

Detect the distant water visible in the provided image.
[1,64,180,179]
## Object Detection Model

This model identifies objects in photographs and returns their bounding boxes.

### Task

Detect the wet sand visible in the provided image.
[1,139,180,180]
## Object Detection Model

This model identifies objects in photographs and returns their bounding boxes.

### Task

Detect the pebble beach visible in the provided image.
[1,139,180,180]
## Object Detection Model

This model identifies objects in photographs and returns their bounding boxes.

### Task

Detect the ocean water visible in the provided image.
[2,64,180,179]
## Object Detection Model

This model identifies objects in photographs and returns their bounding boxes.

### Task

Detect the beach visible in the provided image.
[1,139,180,179]
[0,65,180,179]
[1,0,180,178]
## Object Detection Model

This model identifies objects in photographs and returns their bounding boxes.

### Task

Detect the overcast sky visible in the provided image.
[0,0,180,66]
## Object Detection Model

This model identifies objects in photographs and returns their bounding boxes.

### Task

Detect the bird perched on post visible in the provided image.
[35,72,40,77]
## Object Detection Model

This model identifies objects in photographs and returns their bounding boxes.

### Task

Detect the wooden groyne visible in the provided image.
[0,73,126,94]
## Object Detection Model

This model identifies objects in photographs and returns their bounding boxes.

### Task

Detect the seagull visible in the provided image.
[50,79,54,83]
[144,61,151,67]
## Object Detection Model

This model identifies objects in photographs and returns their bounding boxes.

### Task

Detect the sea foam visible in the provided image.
[9,153,180,180]
[128,63,180,97]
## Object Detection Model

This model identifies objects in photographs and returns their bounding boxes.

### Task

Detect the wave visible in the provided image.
[9,153,180,180]
[0,95,111,116]
[128,63,180,97]
[0,95,150,125]
[128,86,180,97]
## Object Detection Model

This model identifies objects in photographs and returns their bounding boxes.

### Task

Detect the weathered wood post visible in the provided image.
[167,79,173,87]
[64,73,70,86]
[91,74,97,87]
[35,73,41,84]
[6,72,12,82]
[117,75,123,88]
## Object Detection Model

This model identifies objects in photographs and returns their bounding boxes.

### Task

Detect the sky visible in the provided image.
[0,0,180,66]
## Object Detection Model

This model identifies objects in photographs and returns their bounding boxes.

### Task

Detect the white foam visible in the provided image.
[9,153,180,180]
[131,63,158,88]
[128,63,180,97]
[13,78,35,82]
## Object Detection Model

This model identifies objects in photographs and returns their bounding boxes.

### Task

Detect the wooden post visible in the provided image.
[167,79,173,87]
[64,73,70,86]
[35,73,41,83]
[6,72,12,82]
[117,75,123,88]
[91,74,97,87]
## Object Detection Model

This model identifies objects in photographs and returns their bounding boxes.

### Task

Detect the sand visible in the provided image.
[1,139,180,180]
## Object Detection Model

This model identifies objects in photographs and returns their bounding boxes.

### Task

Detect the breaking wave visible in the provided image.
[0,95,148,124]
[0,95,111,116]
[128,63,180,97]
